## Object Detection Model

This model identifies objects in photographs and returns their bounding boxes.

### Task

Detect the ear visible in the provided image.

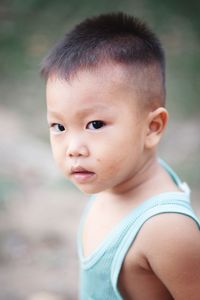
[145,107,168,149]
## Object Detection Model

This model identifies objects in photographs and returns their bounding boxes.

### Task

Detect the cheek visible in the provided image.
[97,150,128,176]
[95,131,144,172]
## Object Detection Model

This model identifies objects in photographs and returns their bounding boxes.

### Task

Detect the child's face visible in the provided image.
[46,65,149,194]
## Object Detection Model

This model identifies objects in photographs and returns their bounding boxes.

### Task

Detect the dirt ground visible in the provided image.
[0,186,85,300]
[0,106,200,300]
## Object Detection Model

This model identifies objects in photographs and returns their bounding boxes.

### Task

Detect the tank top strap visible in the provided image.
[158,158,191,196]
[111,197,200,299]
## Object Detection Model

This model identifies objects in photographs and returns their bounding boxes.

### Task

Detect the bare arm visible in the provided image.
[144,214,200,300]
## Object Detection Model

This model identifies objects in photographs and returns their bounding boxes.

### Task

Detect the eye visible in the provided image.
[86,120,105,130]
[50,123,65,133]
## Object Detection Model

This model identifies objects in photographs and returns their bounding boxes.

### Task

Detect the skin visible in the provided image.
[46,64,200,300]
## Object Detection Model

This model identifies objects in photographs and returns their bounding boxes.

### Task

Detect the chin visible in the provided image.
[75,184,104,195]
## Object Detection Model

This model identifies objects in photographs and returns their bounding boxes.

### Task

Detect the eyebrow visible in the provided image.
[76,105,110,116]
[47,104,110,118]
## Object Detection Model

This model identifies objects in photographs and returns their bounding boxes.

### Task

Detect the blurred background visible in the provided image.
[0,0,199,299]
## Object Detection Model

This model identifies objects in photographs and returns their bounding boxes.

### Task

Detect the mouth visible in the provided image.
[70,166,96,183]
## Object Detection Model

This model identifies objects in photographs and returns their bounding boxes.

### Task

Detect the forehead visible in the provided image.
[46,64,140,115]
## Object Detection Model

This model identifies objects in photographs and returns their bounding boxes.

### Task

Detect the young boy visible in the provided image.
[41,12,200,300]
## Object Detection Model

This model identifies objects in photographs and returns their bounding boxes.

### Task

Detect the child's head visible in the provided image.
[42,12,168,194]
[41,12,165,108]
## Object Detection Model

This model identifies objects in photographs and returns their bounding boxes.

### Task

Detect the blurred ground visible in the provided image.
[0,106,199,300]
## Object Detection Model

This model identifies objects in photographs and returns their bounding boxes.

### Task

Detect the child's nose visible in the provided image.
[66,139,89,157]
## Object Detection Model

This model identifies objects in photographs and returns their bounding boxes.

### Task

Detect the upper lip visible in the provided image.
[70,166,93,174]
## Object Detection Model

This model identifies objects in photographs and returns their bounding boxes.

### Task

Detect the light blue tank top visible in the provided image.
[77,159,200,300]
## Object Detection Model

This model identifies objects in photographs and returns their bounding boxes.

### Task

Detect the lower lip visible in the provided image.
[71,172,96,183]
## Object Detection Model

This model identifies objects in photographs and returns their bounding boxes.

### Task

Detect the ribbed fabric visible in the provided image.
[77,159,200,300]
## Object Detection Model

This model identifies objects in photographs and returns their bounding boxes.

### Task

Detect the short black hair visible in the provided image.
[41,12,166,105]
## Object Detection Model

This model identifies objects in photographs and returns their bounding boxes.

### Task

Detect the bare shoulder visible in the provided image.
[139,213,200,299]
[140,212,200,245]
[141,212,200,249]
